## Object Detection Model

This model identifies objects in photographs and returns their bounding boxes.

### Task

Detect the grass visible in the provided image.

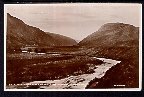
[6,46,139,88]
[6,53,103,85]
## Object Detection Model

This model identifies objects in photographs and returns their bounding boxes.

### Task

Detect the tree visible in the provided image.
[28,48,32,53]
[34,48,38,53]
[41,48,46,53]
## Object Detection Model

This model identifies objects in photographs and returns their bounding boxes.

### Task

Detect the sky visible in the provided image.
[5,3,141,40]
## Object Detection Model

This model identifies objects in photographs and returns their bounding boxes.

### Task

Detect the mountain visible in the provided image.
[79,23,139,88]
[78,23,139,47]
[6,13,77,50]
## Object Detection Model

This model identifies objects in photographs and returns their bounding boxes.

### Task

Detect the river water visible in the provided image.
[13,57,120,89]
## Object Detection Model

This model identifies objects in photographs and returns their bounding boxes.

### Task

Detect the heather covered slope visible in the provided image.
[85,46,139,88]
[6,13,77,50]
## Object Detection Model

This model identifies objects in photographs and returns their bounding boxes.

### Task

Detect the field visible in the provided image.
[6,49,103,85]
[6,46,139,88]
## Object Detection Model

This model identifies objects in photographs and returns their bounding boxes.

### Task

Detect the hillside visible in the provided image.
[78,23,139,88]
[78,23,139,47]
[6,13,77,50]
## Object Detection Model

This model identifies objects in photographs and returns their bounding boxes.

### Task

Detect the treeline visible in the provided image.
[6,46,81,54]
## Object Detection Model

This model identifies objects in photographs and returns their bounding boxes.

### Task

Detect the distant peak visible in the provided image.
[102,22,134,27]
[98,22,137,32]
[107,22,136,27]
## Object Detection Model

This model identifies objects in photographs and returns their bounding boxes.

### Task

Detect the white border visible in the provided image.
[4,3,142,91]
[4,4,7,91]
[139,3,142,91]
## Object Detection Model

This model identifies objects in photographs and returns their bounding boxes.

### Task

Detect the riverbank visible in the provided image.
[7,57,120,89]
[6,53,103,86]
[86,46,139,88]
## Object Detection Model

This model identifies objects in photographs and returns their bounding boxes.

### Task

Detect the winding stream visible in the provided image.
[15,57,121,89]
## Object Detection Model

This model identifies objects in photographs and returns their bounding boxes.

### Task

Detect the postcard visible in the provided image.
[4,3,142,91]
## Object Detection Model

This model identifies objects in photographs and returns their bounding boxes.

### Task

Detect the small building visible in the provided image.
[21,44,38,53]
[20,44,46,53]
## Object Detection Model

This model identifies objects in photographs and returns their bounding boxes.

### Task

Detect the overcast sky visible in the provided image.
[5,3,141,40]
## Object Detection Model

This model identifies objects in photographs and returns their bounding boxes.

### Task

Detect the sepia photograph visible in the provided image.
[4,3,142,91]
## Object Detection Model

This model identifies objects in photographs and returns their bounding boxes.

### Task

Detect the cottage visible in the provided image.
[21,44,38,53]
[21,44,46,54]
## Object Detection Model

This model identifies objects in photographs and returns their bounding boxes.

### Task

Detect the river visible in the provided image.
[12,57,120,89]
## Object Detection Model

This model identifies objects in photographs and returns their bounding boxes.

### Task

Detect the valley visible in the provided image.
[6,13,140,89]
